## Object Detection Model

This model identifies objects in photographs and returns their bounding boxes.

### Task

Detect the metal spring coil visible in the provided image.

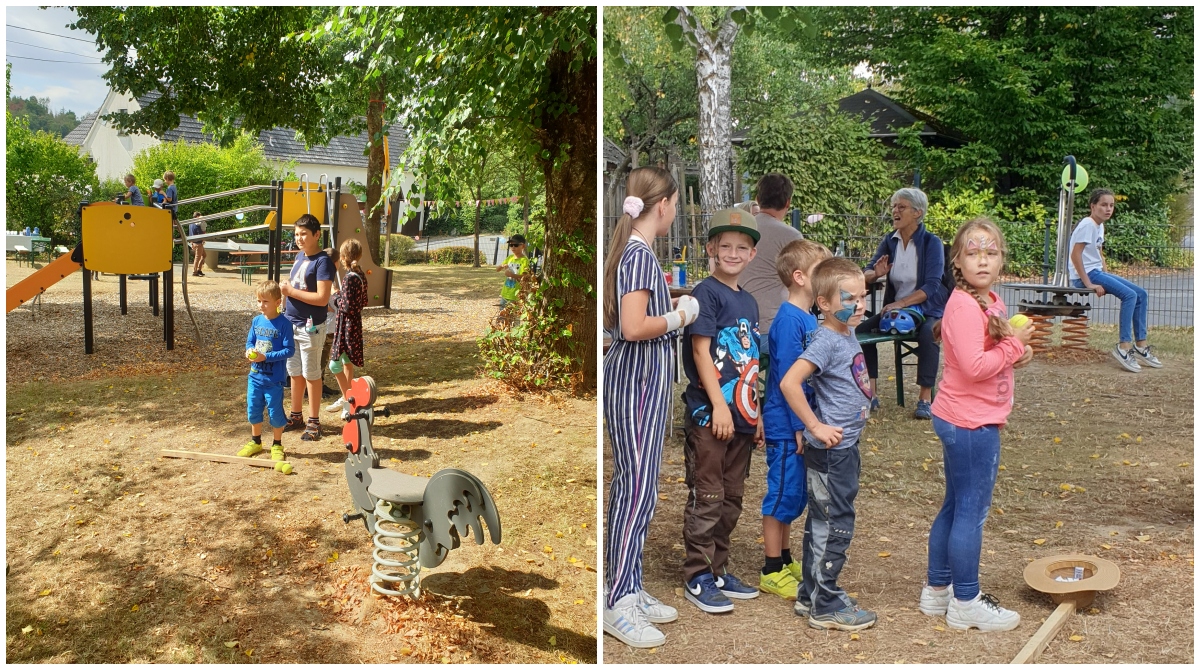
[1061,314,1090,352]
[1028,314,1054,353]
[370,501,422,597]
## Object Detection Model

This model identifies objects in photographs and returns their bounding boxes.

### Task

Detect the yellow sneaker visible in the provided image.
[759,568,800,600]
[786,559,804,583]
[271,444,286,461]
[237,441,263,458]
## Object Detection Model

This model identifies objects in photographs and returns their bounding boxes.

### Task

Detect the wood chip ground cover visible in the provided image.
[6,261,597,663]
[604,336,1193,664]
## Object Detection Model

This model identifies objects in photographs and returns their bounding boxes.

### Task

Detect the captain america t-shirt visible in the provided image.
[681,277,761,434]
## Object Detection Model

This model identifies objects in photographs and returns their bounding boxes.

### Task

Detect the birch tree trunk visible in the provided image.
[676,6,741,213]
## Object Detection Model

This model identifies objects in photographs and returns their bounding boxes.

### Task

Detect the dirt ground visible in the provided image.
[6,261,597,663]
[603,328,1194,664]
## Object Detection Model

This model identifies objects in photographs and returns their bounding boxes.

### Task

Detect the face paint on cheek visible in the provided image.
[834,289,857,323]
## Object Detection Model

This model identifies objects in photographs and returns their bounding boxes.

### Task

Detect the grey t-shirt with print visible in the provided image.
[798,325,874,450]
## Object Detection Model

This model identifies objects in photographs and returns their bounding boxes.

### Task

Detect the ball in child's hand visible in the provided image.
[246,349,260,361]
[274,461,293,475]
[1009,314,1030,329]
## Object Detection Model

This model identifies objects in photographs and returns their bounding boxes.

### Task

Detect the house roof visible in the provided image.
[604,137,627,168]
[63,111,97,146]
[837,88,969,144]
[130,91,409,168]
[731,88,968,147]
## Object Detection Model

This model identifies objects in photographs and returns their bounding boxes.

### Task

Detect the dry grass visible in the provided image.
[603,332,1193,664]
[6,261,597,663]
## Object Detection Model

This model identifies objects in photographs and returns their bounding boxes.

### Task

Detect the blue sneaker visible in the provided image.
[913,399,932,420]
[685,573,734,614]
[715,571,760,600]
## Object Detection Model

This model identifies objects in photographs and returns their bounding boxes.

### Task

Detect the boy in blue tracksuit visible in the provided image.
[759,240,831,600]
[239,280,295,462]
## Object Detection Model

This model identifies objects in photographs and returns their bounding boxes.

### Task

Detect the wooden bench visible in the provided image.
[12,245,31,267]
[239,264,272,285]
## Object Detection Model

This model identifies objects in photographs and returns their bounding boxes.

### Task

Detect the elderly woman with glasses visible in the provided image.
[857,188,949,420]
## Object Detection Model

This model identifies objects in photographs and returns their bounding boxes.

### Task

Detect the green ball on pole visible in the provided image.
[1061,163,1089,193]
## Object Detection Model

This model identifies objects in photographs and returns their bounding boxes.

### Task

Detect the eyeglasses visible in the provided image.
[508,242,523,248]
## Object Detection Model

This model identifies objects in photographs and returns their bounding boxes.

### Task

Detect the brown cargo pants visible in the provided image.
[682,422,754,582]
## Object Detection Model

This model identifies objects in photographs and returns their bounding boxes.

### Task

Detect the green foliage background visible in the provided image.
[6,109,98,242]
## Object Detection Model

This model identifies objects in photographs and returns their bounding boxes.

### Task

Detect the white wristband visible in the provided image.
[662,309,683,333]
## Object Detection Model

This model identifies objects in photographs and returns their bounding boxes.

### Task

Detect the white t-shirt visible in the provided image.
[889,231,920,300]
[1068,217,1104,281]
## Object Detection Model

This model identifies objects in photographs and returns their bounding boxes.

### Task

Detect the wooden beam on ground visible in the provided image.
[1011,600,1077,664]
[160,449,289,469]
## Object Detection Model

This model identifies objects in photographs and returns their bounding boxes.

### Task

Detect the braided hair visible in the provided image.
[934,217,1010,344]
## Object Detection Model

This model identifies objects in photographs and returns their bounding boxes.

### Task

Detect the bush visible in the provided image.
[6,110,98,243]
[428,246,483,265]
[478,275,577,393]
[379,234,415,265]
[406,250,429,264]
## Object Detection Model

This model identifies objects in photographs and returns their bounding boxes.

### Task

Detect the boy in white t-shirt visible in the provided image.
[1069,188,1161,372]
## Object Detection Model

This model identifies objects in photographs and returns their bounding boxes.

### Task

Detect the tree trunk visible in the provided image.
[364,80,386,264]
[678,7,740,212]
[540,29,597,393]
[473,194,482,268]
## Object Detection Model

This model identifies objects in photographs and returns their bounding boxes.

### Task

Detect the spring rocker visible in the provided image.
[339,376,501,597]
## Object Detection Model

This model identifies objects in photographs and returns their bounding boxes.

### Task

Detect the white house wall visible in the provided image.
[82,91,158,182]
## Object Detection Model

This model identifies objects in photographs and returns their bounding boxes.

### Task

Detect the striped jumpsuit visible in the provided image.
[604,236,674,609]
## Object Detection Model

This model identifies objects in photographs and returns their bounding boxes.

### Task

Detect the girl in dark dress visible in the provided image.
[326,239,368,414]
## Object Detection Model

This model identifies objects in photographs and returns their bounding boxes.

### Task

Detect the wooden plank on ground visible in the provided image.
[1011,600,1077,664]
[161,449,288,468]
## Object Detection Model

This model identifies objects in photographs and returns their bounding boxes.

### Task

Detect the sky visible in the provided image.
[6,5,109,116]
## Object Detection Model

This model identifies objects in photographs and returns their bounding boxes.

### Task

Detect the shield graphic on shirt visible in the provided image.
[734,361,760,424]
[852,353,873,399]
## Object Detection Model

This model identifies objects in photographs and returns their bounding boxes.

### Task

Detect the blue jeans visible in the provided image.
[1072,270,1148,344]
[927,416,1001,601]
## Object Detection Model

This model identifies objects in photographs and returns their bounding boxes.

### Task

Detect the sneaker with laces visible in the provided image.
[913,399,933,420]
[271,444,285,461]
[1132,344,1162,368]
[684,573,734,614]
[759,568,800,600]
[237,441,263,458]
[794,594,856,617]
[603,592,666,648]
[918,583,955,616]
[808,604,877,631]
[946,592,1020,632]
[715,572,759,600]
[638,590,678,624]
[1112,345,1142,372]
[326,397,348,412]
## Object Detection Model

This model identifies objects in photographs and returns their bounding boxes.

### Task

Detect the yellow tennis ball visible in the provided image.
[1009,314,1030,328]
[274,461,293,475]
[246,349,259,360]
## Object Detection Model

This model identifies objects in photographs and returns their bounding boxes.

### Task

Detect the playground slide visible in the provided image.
[6,250,81,313]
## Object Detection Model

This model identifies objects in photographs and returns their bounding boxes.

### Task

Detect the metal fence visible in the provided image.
[603,212,1194,328]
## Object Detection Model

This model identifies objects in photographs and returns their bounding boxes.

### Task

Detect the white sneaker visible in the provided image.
[326,397,348,412]
[947,592,1021,632]
[1112,345,1142,373]
[638,589,678,624]
[603,592,666,648]
[1132,344,1163,368]
[918,583,954,616]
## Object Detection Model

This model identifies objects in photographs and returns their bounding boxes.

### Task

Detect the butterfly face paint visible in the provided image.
[834,289,857,323]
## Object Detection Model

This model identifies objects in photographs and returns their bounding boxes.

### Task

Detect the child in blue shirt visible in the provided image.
[758,239,831,600]
[122,174,145,206]
[239,280,296,462]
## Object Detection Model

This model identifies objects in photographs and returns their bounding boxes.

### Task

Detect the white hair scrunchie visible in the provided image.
[623,196,645,219]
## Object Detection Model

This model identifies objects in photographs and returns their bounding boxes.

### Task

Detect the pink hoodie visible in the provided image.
[931,288,1026,429]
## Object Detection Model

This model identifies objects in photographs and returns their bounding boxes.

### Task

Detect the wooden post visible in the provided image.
[1011,600,1077,664]
[161,449,290,469]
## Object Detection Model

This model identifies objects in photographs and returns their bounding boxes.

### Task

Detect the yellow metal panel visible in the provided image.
[81,205,173,274]
[281,181,327,227]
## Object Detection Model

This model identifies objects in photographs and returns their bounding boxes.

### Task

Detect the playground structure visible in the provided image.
[6,177,393,353]
[339,376,502,597]
[1002,156,1095,353]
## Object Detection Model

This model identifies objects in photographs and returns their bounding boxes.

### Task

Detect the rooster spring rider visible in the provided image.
[340,376,502,597]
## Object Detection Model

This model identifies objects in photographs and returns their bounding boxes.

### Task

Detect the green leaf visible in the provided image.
[662,7,679,24]
[664,23,684,42]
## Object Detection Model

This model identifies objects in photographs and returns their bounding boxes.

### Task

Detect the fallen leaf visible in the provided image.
[850,633,860,641]
[131,604,140,612]
[1033,539,1047,545]
[878,552,892,558]
[1053,437,1062,444]
[1055,521,1064,529]
[658,494,668,500]
[22,625,32,634]
[38,589,52,597]
[1069,635,1084,642]
[913,639,928,646]
[201,500,210,505]
[1136,535,1151,542]
[549,635,557,646]
[574,599,584,605]
[1100,544,1111,550]
[225,641,239,648]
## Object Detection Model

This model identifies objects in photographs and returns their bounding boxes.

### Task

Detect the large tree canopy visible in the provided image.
[308,7,597,390]
[808,6,1194,212]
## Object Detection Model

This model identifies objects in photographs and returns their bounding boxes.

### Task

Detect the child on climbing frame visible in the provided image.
[240,280,296,461]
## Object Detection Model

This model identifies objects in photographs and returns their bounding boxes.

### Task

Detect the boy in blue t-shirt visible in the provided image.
[759,239,831,601]
[680,208,764,614]
[280,213,336,441]
[121,174,145,206]
[239,280,296,461]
